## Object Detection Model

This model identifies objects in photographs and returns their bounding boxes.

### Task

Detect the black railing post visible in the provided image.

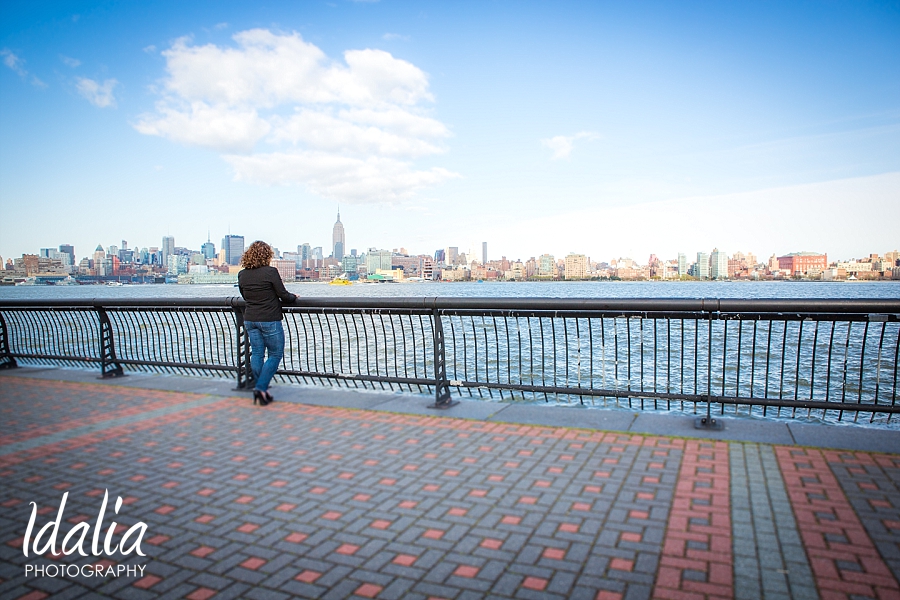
[96,307,125,378]
[0,312,18,370]
[695,300,723,430]
[233,304,253,390]
[428,308,458,409]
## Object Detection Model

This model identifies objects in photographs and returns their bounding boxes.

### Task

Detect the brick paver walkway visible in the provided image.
[0,377,899,600]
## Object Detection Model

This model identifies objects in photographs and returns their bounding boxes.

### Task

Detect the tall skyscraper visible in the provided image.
[161,236,175,266]
[695,252,710,280]
[677,253,687,277]
[223,235,245,266]
[59,244,75,266]
[482,242,487,265]
[445,247,458,266]
[332,209,345,259]
[710,248,728,280]
[201,242,215,260]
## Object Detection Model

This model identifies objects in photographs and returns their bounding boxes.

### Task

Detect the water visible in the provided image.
[3,281,898,430]
[2,280,898,300]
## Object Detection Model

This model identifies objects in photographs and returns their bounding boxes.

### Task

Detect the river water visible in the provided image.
[2,281,898,430]
[1,280,898,300]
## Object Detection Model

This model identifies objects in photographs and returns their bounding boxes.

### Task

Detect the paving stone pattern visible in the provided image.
[0,378,899,600]
[730,444,817,600]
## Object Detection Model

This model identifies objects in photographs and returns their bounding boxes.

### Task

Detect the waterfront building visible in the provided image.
[695,252,710,279]
[440,268,468,282]
[271,259,296,282]
[320,264,342,280]
[564,253,588,280]
[342,254,359,278]
[482,242,487,266]
[201,234,216,260]
[222,235,245,266]
[777,252,827,277]
[506,260,526,281]
[418,255,434,280]
[434,249,445,265]
[312,247,324,260]
[710,248,728,280]
[677,253,687,277]
[283,252,302,269]
[537,254,556,279]
[392,254,420,276]
[835,260,872,275]
[40,248,71,269]
[92,245,106,276]
[332,210,345,259]
[167,254,188,275]
[445,247,459,266]
[366,249,392,274]
[161,236,175,266]
[59,244,75,267]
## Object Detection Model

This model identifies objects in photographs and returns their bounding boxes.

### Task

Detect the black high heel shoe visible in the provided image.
[264,391,274,404]
[253,390,270,406]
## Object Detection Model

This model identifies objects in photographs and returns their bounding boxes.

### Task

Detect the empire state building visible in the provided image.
[332,210,345,259]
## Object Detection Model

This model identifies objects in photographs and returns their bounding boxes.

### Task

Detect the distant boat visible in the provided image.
[329,278,352,286]
[106,281,124,286]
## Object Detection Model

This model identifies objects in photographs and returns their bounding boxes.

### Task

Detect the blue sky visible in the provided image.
[1,0,898,264]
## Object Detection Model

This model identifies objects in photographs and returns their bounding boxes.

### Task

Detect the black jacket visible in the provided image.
[238,266,297,322]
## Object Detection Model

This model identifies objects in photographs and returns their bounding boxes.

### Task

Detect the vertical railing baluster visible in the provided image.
[428,308,456,409]
[95,305,124,379]
[232,301,251,389]
[871,320,886,423]
[856,321,870,421]
[0,311,17,370]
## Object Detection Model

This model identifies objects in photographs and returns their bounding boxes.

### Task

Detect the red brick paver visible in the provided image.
[776,447,900,599]
[654,440,733,599]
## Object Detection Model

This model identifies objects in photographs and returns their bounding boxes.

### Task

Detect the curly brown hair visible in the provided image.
[240,240,274,269]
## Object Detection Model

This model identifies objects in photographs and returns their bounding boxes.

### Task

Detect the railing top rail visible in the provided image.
[0,296,898,313]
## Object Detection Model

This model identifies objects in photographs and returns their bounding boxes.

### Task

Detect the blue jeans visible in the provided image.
[245,321,284,393]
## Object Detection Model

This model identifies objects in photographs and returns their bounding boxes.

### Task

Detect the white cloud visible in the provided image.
[269,109,444,157]
[60,55,81,68]
[134,102,270,152]
[225,152,459,202]
[2,49,27,76]
[159,31,431,108]
[76,77,118,107]
[143,44,157,53]
[541,131,599,160]
[2,49,47,88]
[214,22,229,30]
[135,28,456,204]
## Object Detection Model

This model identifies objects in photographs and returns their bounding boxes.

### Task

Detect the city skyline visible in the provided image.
[1,2,898,262]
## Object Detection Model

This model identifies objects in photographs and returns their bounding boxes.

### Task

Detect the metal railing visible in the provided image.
[1,297,898,423]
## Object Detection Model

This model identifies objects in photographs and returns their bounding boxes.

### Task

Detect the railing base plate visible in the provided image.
[694,416,724,430]
[98,371,126,380]
[427,399,460,410]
